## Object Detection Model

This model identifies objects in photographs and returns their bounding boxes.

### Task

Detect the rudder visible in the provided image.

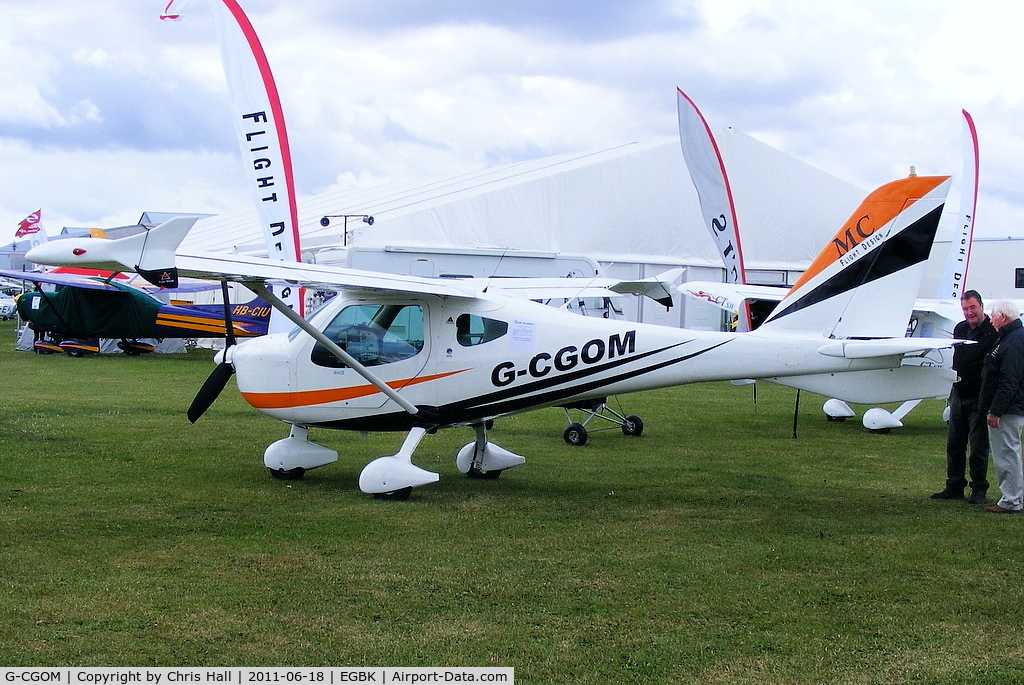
[759,175,951,338]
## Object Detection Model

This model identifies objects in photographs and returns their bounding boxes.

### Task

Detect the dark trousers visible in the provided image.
[945,388,990,492]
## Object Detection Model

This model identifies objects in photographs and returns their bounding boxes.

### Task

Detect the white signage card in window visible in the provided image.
[509,319,536,352]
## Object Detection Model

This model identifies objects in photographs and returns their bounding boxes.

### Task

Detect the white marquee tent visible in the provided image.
[182,132,866,272]
[177,131,883,328]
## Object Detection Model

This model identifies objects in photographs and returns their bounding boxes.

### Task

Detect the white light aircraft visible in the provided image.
[27,175,960,499]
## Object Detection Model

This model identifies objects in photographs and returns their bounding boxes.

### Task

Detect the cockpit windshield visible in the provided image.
[312,303,424,368]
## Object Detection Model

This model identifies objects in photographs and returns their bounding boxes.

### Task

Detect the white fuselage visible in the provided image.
[229,291,896,432]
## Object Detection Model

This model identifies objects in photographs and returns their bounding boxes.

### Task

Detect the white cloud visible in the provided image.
[2,0,1023,243]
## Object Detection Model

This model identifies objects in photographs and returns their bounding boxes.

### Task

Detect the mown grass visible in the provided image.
[2,318,1023,682]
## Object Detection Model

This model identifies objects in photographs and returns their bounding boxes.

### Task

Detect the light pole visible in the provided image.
[319,214,374,246]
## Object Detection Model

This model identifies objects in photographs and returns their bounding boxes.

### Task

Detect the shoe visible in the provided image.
[968,490,987,505]
[984,504,1021,514]
[930,489,965,500]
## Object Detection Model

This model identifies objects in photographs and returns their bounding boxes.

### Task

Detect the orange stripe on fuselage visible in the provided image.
[157,319,227,334]
[786,175,948,294]
[240,368,470,410]
[155,313,255,336]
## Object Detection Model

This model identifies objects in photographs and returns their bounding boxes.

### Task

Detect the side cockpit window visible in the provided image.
[456,314,508,347]
[312,304,424,368]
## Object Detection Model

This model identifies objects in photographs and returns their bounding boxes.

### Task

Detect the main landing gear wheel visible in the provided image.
[372,487,413,501]
[563,422,588,446]
[560,397,642,445]
[269,467,306,481]
[621,414,643,436]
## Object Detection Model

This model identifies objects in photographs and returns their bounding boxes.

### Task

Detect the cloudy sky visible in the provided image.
[2,0,1022,245]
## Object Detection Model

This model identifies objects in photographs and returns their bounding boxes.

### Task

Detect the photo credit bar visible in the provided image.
[0,670,514,685]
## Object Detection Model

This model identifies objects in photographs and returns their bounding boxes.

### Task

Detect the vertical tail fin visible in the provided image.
[759,175,951,338]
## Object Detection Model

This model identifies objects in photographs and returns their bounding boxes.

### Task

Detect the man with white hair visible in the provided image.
[979,300,1024,513]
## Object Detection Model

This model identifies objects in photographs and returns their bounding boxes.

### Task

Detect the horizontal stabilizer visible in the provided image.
[817,337,966,359]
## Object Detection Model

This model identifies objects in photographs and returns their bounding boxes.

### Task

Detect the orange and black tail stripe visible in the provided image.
[767,175,948,323]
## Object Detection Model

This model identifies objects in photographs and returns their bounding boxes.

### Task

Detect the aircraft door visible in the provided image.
[300,301,431,410]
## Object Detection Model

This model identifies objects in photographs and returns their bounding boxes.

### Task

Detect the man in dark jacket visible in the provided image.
[979,300,1024,513]
[932,290,998,503]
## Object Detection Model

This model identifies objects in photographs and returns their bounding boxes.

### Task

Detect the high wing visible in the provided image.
[911,298,968,325]
[26,221,682,306]
[0,267,150,293]
[177,250,481,297]
[179,253,680,305]
[6,257,273,345]
[484,269,682,307]
[0,267,220,294]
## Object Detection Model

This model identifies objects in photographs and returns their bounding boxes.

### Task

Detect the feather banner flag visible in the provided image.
[676,88,750,329]
[159,0,195,20]
[161,0,303,324]
[934,110,979,300]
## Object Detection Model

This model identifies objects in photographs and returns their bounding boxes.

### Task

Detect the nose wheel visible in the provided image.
[372,487,413,501]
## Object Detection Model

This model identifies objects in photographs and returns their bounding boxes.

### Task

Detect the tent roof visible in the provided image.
[180,133,867,271]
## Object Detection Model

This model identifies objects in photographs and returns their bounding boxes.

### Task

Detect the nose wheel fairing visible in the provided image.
[263,425,338,477]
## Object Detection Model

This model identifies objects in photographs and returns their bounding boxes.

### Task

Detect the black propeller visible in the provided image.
[187,361,235,423]
[187,281,237,423]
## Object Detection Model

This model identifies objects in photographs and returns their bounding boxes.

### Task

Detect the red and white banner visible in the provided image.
[676,88,750,328]
[162,0,303,323]
[15,209,48,248]
[935,109,979,300]
[15,209,42,238]
[159,0,195,20]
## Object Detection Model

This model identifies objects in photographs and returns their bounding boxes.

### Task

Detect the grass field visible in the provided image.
[2,318,1024,682]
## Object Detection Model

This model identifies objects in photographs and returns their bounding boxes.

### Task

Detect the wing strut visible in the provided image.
[247,281,421,416]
